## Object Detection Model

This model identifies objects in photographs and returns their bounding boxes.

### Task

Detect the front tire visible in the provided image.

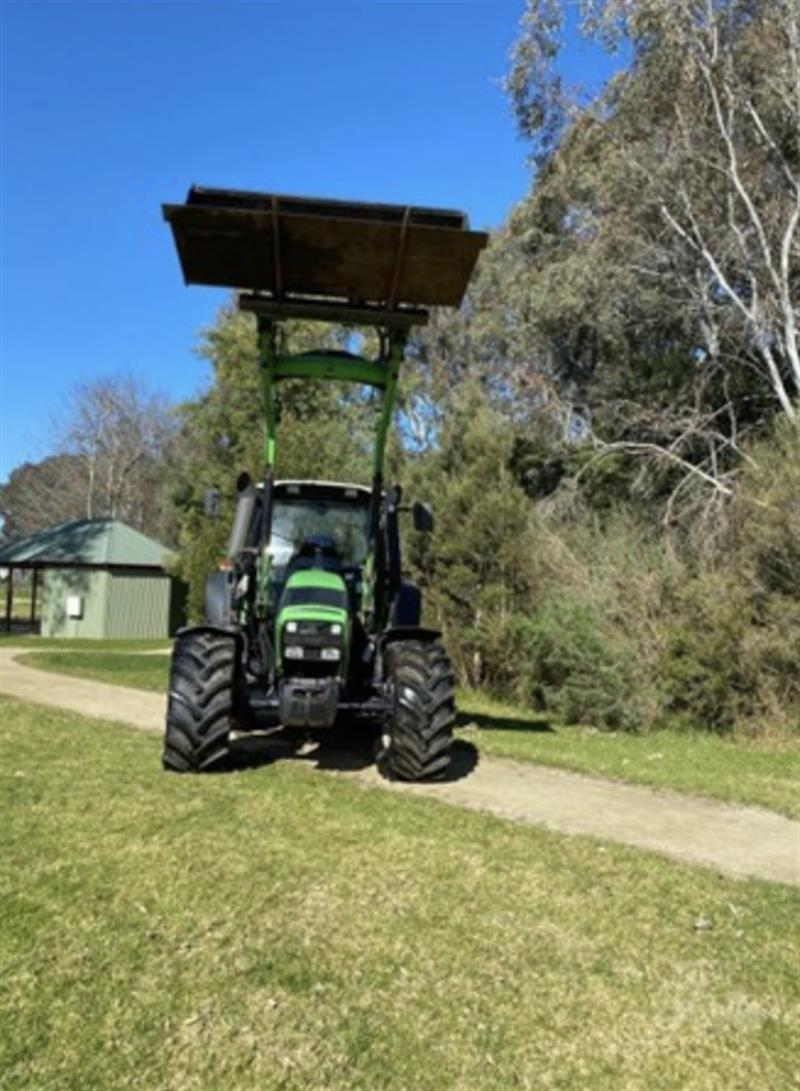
[378,640,455,781]
[162,630,238,772]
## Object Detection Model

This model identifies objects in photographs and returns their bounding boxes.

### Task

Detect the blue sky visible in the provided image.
[1,0,619,478]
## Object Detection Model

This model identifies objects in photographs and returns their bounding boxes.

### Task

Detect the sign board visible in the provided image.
[66,595,83,619]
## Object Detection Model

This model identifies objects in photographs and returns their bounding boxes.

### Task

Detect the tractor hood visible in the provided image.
[275,569,350,669]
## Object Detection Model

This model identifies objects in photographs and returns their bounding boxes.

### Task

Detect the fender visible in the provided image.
[378,625,442,649]
[173,622,243,648]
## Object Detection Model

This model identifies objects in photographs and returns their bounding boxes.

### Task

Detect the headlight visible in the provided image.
[320,647,341,661]
[286,621,298,633]
[284,646,304,659]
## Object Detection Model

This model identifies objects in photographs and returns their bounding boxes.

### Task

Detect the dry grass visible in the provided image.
[1,696,798,1090]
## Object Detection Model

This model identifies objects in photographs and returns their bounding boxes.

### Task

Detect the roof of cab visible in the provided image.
[273,480,372,498]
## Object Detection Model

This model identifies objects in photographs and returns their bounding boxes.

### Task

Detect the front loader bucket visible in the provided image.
[163,186,488,325]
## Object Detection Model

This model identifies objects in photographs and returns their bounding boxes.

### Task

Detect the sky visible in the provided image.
[1,0,620,479]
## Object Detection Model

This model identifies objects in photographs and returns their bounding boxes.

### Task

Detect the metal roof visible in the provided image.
[0,519,173,568]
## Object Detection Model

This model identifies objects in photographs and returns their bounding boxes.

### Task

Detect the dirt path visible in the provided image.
[0,646,167,732]
[2,646,798,887]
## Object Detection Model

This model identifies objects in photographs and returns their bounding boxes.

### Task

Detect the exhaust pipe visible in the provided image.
[226,472,257,559]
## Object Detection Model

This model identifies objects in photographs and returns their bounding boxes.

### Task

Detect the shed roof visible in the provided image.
[0,519,173,568]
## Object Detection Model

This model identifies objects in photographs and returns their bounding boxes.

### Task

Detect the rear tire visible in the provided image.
[162,630,238,773]
[378,640,455,781]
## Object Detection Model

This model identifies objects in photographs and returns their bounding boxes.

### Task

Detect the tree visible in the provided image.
[403,387,538,687]
[483,0,800,524]
[650,0,800,419]
[0,454,87,541]
[1,376,178,543]
[56,375,178,535]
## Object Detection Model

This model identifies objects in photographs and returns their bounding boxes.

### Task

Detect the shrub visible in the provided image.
[659,572,752,734]
[728,414,800,599]
[508,600,639,730]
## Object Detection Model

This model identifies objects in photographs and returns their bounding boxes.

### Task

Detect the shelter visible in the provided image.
[0,519,183,638]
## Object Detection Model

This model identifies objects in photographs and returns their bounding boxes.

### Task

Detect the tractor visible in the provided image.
[160,187,487,780]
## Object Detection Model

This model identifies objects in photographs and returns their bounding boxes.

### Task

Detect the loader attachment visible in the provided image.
[162,185,488,327]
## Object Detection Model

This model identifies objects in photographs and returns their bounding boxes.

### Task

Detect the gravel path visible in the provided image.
[2,645,798,886]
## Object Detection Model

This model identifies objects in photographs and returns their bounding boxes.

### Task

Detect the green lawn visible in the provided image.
[16,649,170,691]
[456,689,800,821]
[1,696,798,1091]
[1,635,170,651]
[13,648,800,818]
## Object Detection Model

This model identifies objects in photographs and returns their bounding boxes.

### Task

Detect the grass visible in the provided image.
[0,635,170,650]
[456,689,800,821]
[1,695,798,1091]
[16,650,169,691]
[11,647,800,818]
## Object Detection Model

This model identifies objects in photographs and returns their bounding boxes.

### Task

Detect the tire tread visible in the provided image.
[379,640,455,782]
[162,630,237,773]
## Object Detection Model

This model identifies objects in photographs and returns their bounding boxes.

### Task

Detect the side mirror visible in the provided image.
[412,501,434,534]
[203,487,221,518]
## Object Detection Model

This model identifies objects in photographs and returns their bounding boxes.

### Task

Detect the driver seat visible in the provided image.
[284,533,343,577]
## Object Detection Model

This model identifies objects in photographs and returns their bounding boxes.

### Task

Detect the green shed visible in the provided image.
[0,519,183,639]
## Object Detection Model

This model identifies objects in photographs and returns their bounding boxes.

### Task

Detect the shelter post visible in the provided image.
[30,567,39,630]
[5,565,12,633]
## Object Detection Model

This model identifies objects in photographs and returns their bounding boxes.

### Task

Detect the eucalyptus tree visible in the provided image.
[499,0,800,519]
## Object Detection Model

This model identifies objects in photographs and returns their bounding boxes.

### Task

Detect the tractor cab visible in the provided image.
[268,483,370,721]
[267,480,371,589]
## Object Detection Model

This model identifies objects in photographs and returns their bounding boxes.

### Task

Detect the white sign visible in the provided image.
[66,595,83,619]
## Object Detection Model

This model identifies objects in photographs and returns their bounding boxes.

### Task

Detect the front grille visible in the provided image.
[291,646,328,661]
[282,619,344,679]
[286,635,341,652]
[295,620,334,636]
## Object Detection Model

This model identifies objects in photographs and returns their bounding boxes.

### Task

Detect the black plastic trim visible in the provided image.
[378,625,441,648]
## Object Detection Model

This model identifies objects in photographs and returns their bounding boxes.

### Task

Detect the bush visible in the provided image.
[659,573,752,734]
[729,415,800,599]
[512,601,638,729]
[739,593,800,734]
[470,599,641,730]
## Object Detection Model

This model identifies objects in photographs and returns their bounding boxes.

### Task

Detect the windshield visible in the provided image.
[268,498,370,572]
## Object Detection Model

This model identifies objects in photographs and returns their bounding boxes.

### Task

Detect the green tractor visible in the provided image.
[160,187,487,780]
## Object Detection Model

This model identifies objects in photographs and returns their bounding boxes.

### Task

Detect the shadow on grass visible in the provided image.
[219,733,480,783]
[224,734,302,772]
[305,737,479,783]
[456,708,554,735]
